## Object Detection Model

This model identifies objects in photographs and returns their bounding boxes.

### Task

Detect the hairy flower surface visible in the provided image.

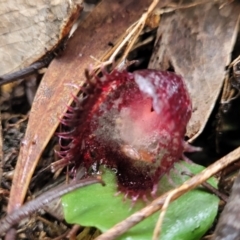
[59,69,192,199]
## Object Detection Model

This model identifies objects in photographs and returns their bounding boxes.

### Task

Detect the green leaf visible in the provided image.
[62,161,219,240]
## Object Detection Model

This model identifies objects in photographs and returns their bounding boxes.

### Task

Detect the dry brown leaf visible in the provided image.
[7,0,153,216]
[0,0,83,76]
[149,1,240,139]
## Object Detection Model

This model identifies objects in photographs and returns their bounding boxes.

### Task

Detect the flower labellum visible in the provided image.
[59,69,192,200]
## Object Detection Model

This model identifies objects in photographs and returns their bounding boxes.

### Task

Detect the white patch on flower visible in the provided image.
[134,73,162,114]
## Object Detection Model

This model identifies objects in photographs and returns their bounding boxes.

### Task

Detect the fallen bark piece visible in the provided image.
[0,0,83,76]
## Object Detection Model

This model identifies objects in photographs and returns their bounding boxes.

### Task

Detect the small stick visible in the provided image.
[0,177,104,235]
[152,190,175,240]
[0,49,59,86]
[153,169,229,240]
[91,0,161,70]
[0,62,45,85]
[181,171,228,202]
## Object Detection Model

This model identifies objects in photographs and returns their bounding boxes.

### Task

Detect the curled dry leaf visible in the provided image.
[7,0,153,219]
[0,0,83,76]
[149,1,240,139]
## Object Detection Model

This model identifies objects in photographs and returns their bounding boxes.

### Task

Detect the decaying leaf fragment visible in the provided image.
[0,0,83,76]
[149,1,240,139]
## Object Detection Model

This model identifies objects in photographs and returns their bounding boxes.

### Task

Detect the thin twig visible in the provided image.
[0,177,104,235]
[116,0,160,63]
[95,146,240,240]
[91,0,161,70]
[152,189,175,240]
[182,171,228,202]
[229,55,240,69]
[0,54,55,86]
